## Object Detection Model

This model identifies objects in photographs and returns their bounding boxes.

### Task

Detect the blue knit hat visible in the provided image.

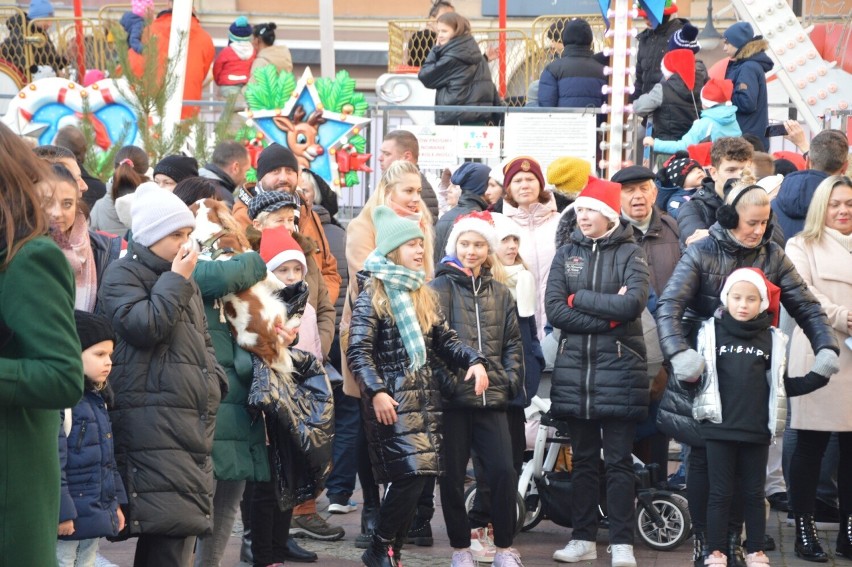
[450,162,491,196]
[724,22,754,50]
[229,16,253,43]
[28,0,54,19]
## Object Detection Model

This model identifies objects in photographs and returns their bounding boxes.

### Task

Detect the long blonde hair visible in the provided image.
[360,161,435,273]
[800,175,852,242]
[370,246,441,333]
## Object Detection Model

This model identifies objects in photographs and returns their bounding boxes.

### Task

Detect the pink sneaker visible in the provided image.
[704,551,728,565]
[470,526,496,563]
[745,551,770,566]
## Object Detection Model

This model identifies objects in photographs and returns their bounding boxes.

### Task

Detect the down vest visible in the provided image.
[98,244,225,537]
[430,263,523,410]
[418,34,501,125]
[655,222,838,361]
[347,284,485,484]
[545,222,651,421]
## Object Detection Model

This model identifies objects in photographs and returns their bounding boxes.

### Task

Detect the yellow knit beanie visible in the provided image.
[546,157,591,198]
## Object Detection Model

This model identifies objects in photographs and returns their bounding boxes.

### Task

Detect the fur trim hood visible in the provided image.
[731,38,770,62]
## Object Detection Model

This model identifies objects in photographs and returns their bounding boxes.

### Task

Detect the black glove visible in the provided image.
[784,371,830,397]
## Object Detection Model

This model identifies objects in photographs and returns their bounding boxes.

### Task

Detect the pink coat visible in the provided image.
[785,232,852,432]
[295,302,323,363]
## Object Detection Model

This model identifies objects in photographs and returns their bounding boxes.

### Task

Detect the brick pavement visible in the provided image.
[97,491,844,566]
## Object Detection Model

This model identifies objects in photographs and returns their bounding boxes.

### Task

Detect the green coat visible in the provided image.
[193,252,271,482]
[0,237,84,565]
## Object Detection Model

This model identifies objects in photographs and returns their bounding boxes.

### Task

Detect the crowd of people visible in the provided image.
[1,3,852,567]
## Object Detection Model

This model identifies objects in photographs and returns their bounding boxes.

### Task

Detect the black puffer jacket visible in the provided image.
[545,221,651,421]
[633,17,687,99]
[656,222,839,361]
[675,178,722,246]
[656,371,704,447]
[434,192,489,264]
[654,74,701,141]
[97,244,225,537]
[430,263,523,409]
[89,229,122,289]
[418,34,501,125]
[347,282,485,483]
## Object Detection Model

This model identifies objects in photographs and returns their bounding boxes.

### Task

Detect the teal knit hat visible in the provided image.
[372,205,424,257]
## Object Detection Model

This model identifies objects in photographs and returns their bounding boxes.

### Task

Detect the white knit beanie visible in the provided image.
[131,183,196,247]
[720,268,769,313]
[491,212,521,244]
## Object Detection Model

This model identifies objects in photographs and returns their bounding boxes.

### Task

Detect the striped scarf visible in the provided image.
[363,249,427,371]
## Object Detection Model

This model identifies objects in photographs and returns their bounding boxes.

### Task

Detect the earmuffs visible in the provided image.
[716,184,765,229]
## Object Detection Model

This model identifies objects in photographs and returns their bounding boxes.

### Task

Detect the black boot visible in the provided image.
[794,513,829,562]
[692,531,708,567]
[281,537,318,563]
[405,505,433,547]
[361,533,398,567]
[240,529,253,564]
[727,531,746,567]
[837,512,852,559]
[356,499,381,549]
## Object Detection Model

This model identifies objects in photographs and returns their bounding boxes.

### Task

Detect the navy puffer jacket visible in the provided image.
[725,38,773,149]
[770,169,829,241]
[58,390,128,539]
[537,45,606,109]
[545,221,651,421]
[430,263,523,410]
[656,222,838,360]
[418,34,501,125]
[347,281,485,483]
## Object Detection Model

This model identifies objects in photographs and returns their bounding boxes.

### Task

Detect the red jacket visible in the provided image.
[213,43,255,86]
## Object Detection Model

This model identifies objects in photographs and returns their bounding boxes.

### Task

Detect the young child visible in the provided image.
[260,226,322,360]
[430,210,525,567]
[120,0,154,55]
[96,184,225,564]
[694,268,829,567]
[213,16,256,98]
[347,205,489,567]
[417,12,501,125]
[57,311,127,567]
[655,151,707,219]
[644,78,742,154]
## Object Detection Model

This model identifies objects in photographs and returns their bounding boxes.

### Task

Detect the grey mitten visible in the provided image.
[811,348,840,378]
[670,349,705,383]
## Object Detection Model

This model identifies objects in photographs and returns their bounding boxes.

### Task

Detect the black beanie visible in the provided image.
[153,155,199,184]
[561,18,594,47]
[257,144,300,181]
[74,310,114,351]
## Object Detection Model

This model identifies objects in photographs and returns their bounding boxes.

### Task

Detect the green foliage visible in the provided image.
[344,170,359,186]
[349,134,366,154]
[245,66,295,110]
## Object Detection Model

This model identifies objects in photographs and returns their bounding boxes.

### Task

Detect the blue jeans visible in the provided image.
[56,538,99,567]
[324,386,360,500]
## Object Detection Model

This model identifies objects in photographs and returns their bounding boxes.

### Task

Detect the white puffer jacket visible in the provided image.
[692,316,788,437]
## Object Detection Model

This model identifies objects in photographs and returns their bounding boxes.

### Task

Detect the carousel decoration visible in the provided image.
[241,66,372,191]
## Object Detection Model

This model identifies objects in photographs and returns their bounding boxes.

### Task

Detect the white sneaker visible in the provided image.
[470,526,496,563]
[94,554,119,567]
[609,544,637,567]
[451,549,476,567]
[327,499,358,514]
[553,540,597,562]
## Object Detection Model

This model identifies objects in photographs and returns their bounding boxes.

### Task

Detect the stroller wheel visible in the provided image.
[463,483,526,536]
[635,493,691,551]
[520,475,543,531]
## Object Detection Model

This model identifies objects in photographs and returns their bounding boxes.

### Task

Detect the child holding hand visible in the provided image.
[347,206,489,567]
[694,268,830,567]
[57,311,127,567]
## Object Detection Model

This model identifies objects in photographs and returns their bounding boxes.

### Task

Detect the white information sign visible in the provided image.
[502,112,597,174]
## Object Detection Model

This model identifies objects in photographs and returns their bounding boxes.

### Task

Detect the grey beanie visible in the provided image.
[131,183,196,247]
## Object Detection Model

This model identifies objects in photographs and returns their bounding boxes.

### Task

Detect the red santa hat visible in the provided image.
[687,142,713,167]
[701,78,734,108]
[570,176,622,223]
[445,210,499,256]
[661,49,696,91]
[720,267,781,325]
[260,226,308,274]
[772,151,807,171]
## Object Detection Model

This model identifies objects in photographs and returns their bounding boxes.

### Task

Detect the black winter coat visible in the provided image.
[421,172,440,224]
[418,34,501,125]
[633,17,687,99]
[98,244,225,537]
[81,164,107,209]
[430,264,523,410]
[434,192,489,265]
[314,205,348,329]
[509,313,544,408]
[545,222,651,421]
[656,370,704,447]
[537,45,606,109]
[654,74,701,141]
[89,229,122,290]
[656,222,839,361]
[199,164,238,207]
[347,284,485,483]
[725,38,773,150]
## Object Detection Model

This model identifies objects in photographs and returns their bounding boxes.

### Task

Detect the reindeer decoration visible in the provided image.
[273,104,327,171]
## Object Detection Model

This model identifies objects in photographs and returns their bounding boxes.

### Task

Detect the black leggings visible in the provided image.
[687,444,745,534]
[705,440,768,554]
[788,430,852,514]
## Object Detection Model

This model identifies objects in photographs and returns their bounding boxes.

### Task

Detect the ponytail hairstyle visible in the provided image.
[112,146,149,200]
[253,22,277,46]
[0,122,53,269]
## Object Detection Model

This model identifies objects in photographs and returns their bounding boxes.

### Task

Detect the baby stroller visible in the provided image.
[464,396,691,551]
